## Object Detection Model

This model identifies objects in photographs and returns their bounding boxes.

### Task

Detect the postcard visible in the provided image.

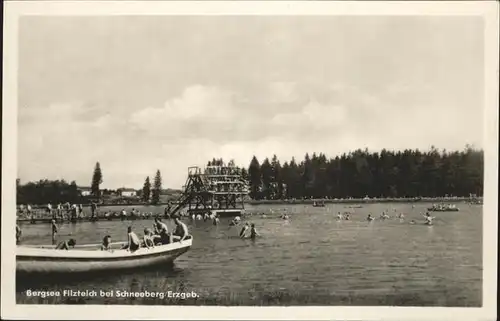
[2,1,498,320]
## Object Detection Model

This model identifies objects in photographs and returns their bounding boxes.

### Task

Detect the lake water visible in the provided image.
[16,202,482,306]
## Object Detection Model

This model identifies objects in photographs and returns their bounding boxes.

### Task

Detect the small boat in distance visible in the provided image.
[313,201,325,207]
[427,204,459,212]
[16,237,192,275]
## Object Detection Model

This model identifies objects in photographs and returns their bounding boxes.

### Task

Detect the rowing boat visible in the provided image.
[16,237,192,275]
[427,207,459,212]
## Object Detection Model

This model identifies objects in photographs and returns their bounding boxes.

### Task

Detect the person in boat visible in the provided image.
[56,238,76,250]
[367,214,374,221]
[172,217,189,243]
[51,219,58,244]
[153,217,170,244]
[16,224,22,244]
[122,226,141,252]
[101,235,112,251]
[143,228,155,248]
[249,223,260,240]
[239,222,250,238]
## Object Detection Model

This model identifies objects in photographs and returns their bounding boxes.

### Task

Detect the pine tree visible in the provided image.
[260,158,273,200]
[142,176,151,203]
[91,162,103,199]
[248,156,262,200]
[151,170,162,204]
[271,155,283,199]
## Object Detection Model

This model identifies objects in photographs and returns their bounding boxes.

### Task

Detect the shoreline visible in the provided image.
[19,196,482,209]
[246,196,482,205]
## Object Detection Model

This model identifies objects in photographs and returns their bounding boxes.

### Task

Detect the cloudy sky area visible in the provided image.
[18,16,484,189]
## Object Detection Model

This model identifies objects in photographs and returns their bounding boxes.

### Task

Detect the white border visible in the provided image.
[2,1,498,320]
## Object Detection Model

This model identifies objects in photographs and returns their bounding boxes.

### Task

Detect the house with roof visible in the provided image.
[77,186,92,196]
[117,188,138,197]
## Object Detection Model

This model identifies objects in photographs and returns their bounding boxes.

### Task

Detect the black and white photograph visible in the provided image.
[1,1,498,320]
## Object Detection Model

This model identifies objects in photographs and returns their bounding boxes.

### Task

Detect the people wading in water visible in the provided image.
[16,224,22,244]
[239,222,250,238]
[249,223,260,240]
[51,219,58,244]
[91,202,98,220]
[423,212,435,225]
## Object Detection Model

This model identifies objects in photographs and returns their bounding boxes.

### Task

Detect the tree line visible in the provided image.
[244,145,484,200]
[16,179,82,205]
[140,170,163,204]
[16,161,166,205]
[16,145,484,205]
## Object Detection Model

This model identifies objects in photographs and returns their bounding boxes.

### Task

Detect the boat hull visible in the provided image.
[427,208,459,212]
[17,238,192,275]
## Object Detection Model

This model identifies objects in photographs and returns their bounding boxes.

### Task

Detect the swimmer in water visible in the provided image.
[423,212,435,225]
[345,213,350,220]
[239,222,250,238]
[380,212,390,220]
[367,214,374,221]
[249,224,259,240]
[336,212,343,220]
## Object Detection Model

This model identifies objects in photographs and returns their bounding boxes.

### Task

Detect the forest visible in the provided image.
[238,145,484,200]
[17,145,484,205]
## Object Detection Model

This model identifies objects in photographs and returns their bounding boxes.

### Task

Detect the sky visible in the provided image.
[18,16,485,189]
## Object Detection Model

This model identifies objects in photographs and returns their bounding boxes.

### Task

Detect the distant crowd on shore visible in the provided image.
[17,202,99,222]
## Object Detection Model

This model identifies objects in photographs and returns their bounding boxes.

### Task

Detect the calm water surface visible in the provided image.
[16,203,482,306]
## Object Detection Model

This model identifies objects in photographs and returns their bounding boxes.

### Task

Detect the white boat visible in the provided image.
[16,237,192,275]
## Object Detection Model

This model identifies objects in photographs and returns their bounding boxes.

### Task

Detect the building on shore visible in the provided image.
[117,188,138,197]
[77,186,92,197]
